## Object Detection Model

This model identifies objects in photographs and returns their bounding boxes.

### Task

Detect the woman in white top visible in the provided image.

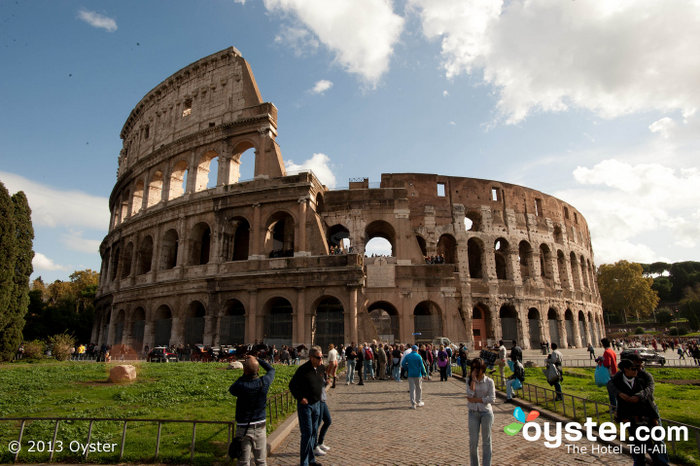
[327,344,339,388]
[466,358,496,466]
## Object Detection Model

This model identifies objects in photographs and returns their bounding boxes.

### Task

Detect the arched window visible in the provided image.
[494,238,509,280]
[364,220,396,257]
[465,211,481,231]
[137,236,153,275]
[120,242,133,279]
[231,217,250,261]
[228,143,256,184]
[169,160,188,199]
[190,222,211,265]
[154,305,172,346]
[111,246,120,281]
[220,299,245,344]
[565,309,575,347]
[547,308,560,347]
[557,250,569,288]
[437,234,457,264]
[130,307,146,352]
[518,241,533,280]
[314,297,344,349]
[147,171,163,208]
[368,301,400,343]
[499,304,518,345]
[467,238,483,278]
[539,244,552,279]
[528,308,541,348]
[414,301,442,341]
[185,301,206,345]
[195,151,219,191]
[416,235,427,257]
[265,212,295,257]
[132,180,144,214]
[570,252,581,289]
[160,229,179,270]
[264,297,293,346]
[327,224,351,253]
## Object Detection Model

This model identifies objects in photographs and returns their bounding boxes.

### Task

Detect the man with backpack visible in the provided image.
[505,359,525,403]
[545,343,564,401]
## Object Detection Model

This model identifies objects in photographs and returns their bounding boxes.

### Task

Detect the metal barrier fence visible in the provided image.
[1,390,297,464]
[557,358,700,368]
[491,374,700,461]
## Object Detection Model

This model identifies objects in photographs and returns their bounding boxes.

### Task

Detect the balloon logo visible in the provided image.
[504,407,540,436]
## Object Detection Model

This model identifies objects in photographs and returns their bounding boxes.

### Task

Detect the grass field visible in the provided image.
[0,361,299,464]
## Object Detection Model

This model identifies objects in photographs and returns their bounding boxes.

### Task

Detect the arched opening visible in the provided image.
[101,311,111,346]
[185,301,206,346]
[147,170,163,208]
[539,244,552,279]
[565,309,575,347]
[580,255,589,289]
[195,151,219,191]
[413,301,442,342]
[437,234,457,264]
[499,304,518,346]
[169,160,189,199]
[265,212,295,258]
[154,305,172,346]
[368,301,400,343]
[547,308,560,347]
[137,236,153,275]
[264,297,293,346]
[111,246,120,282]
[160,229,179,270]
[472,303,491,349]
[570,252,581,289]
[314,297,344,350]
[113,310,125,345]
[120,242,133,279]
[416,235,427,257]
[589,311,599,344]
[528,308,541,349]
[231,217,250,261]
[578,311,588,346]
[190,222,211,265]
[364,220,396,257]
[557,250,569,288]
[132,180,144,215]
[519,241,533,280]
[494,238,509,280]
[327,224,351,253]
[465,210,481,231]
[120,191,130,222]
[130,307,146,352]
[228,144,256,184]
[220,299,246,345]
[467,238,484,279]
[315,193,325,214]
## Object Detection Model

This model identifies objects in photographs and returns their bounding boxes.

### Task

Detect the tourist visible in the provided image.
[375,342,387,380]
[546,343,563,401]
[587,342,595,360]
[496,340,507,385]
[344,343,357,385]
[505,358,524,403]
[228,355,275,465]
[401,345,427,409]
[391,344,402,381]
[601,338,618,412]
[289,346,324,466]
[314,361,332,458]
[510,340,522,363]
[466,358,495,466]
[437,345,449,381]
[327,344,338,388]
[458,343,468,378]
[362,343,374,380]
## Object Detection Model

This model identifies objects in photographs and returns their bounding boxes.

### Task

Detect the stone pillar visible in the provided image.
[295,288,306,346]
[107,309,117,346]
[559,318,568,349]
[143,321,153,351]
[170,317,183,347]
[348,287,358,345]
[296,196,308,256]
[186,150,197,194]
[246,291,257,343]
[203,316,215,346]
[400,291,413,343]
[251,203,263,258]
[508,249,521,285]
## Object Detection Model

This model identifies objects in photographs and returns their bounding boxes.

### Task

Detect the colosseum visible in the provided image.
[93,46,604,353]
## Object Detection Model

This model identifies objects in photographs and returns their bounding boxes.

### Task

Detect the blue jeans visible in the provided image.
[469,410,493,466]
[317,401,332,446]
[553,380,563,400]
[392,361,401,381]
[506,379,515,399]
[346,360,356,383]
[297,401,320,466]
[364,360,374,379]
[447,361,452,377]
[606,378,617,410]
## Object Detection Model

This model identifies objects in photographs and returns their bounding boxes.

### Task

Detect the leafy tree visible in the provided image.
[652,276,674,302]
[0,183,17,330]
[597,260,659,323]
[47,333,75,361]
[656,307,673,325]
[680,285,700,331]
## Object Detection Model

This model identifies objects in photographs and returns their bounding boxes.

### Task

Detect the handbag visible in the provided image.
[228,422,250,459]
[594,363,610,387]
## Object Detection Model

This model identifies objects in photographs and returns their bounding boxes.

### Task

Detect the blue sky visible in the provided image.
[2,0,700,283]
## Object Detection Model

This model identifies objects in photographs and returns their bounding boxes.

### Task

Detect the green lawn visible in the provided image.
[0,361,299,464]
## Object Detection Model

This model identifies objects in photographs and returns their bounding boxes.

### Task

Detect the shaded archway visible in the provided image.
[472,303,491,349]
[190,222,211,265]
[468,238,484,279]
[195,150,219,191]
[169,160,188,199]
[578,311,588,346]
[154,305,172,346]
[185,301,206,345]
[519,241,533,281]
[120,242,133,279]
[565,309,575,347]
[539,244,553,280]
[364,220,396,257]
[160,229,179,270]
[557,250,570,288]
[220,299,245,345]
[499,304,518,346]
[314,297,344,350]
[231,217,250,261]
[437,234,457,264]
[327,224,351,253]
[137,236,153,275]
[264,297,293,346]
[495,239,509,280]
[570,252,581,290]
[528,308,541,349]
[368,301,400,343]
[413,301,442,342]
[147,170,163,208]
[113,310,125,345]
[130,307,146,352]
[132,180,144,215]
[416,235,427,257]
[265,212,295,258]
[228,143,256,184]
[547,308,560,347]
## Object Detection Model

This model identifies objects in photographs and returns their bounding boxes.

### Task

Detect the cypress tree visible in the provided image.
[0,182,18,358]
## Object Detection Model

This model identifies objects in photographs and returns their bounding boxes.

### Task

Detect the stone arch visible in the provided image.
[547,307,561,347]
[153,305,173,346]
[413,301,442,342]
[220,299,246,345]
[137,235,153,275]
[119,190,130,223]
[111,245,121,281]
[368,301,400,343]
[472,302,491,349]
[539,244,553,279]
[313,296,344,350]
[465,210,481,231]
[528,308,541,349]
[327,224,351,253]
[580,255,589,289]
[315,192,325,214]
[265,211,295,258]
[494,238,509,280]
[578,310,588,346]
[364,220,396,256]
[230,216,250,261]
[130,307,146,352]
[499,304,519,345]
[195,150,219,192]
[570,252,581,290]
[229,140,257,184]
[557,250,570,288]
[190,222,211,265]
[120,242,134,279]
[264,297,293,346]
[160,229,179,270]
[185,301,206,346]
[113,309,126,345]
[519,240,533,280]
[553,225,564,244]
[437,234,458,264]
[468,237,484,279]
[147,170,163,208]
[132,180,144,215]
[169,160,189,199]
[416,235,427,257]
[565,309,576,347]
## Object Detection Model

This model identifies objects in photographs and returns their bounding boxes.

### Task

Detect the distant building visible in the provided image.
[93,47,604,352]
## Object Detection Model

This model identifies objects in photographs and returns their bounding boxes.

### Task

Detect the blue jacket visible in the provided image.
[401,351,427,378]
[229,358,275,423]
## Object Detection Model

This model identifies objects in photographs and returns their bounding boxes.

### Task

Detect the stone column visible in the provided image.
[143,321,153,351]
[246,291,257,343]
[296,196,308,256]
[295,288,306,346]
[347,287,358,345]
[203,316,215,346]
[251,203,263,258]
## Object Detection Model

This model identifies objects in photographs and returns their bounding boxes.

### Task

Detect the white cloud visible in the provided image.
[274,26,320,56]
[649,117,676,140]
[442,90,449,97]
[555,159,700,264]
[285,153,337,188]
[263,0,404,85]
[410,0,700,124]
[310,79,333,95]
[0,171,109,229]
[33,253,68,272]
[77,9,117,32]
[61,231,102,254]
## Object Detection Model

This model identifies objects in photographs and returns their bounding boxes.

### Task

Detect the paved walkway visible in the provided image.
[268,375,631,466]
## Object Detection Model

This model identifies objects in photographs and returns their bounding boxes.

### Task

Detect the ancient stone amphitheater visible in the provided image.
[93,47,604,353]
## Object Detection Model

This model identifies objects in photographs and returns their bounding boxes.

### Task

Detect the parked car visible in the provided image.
[147,346,178,363]
[620,347,666,366]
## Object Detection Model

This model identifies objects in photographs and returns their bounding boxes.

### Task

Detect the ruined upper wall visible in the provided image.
[117,47,270,176]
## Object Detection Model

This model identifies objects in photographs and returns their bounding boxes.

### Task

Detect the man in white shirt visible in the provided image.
[497,340,507,384]
[327,344,338,388]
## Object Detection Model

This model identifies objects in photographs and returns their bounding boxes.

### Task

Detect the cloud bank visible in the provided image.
[285,153,337,188]
[77,9,117,32]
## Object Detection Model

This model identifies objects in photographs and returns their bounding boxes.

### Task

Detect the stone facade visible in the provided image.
[93,47,604,352]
